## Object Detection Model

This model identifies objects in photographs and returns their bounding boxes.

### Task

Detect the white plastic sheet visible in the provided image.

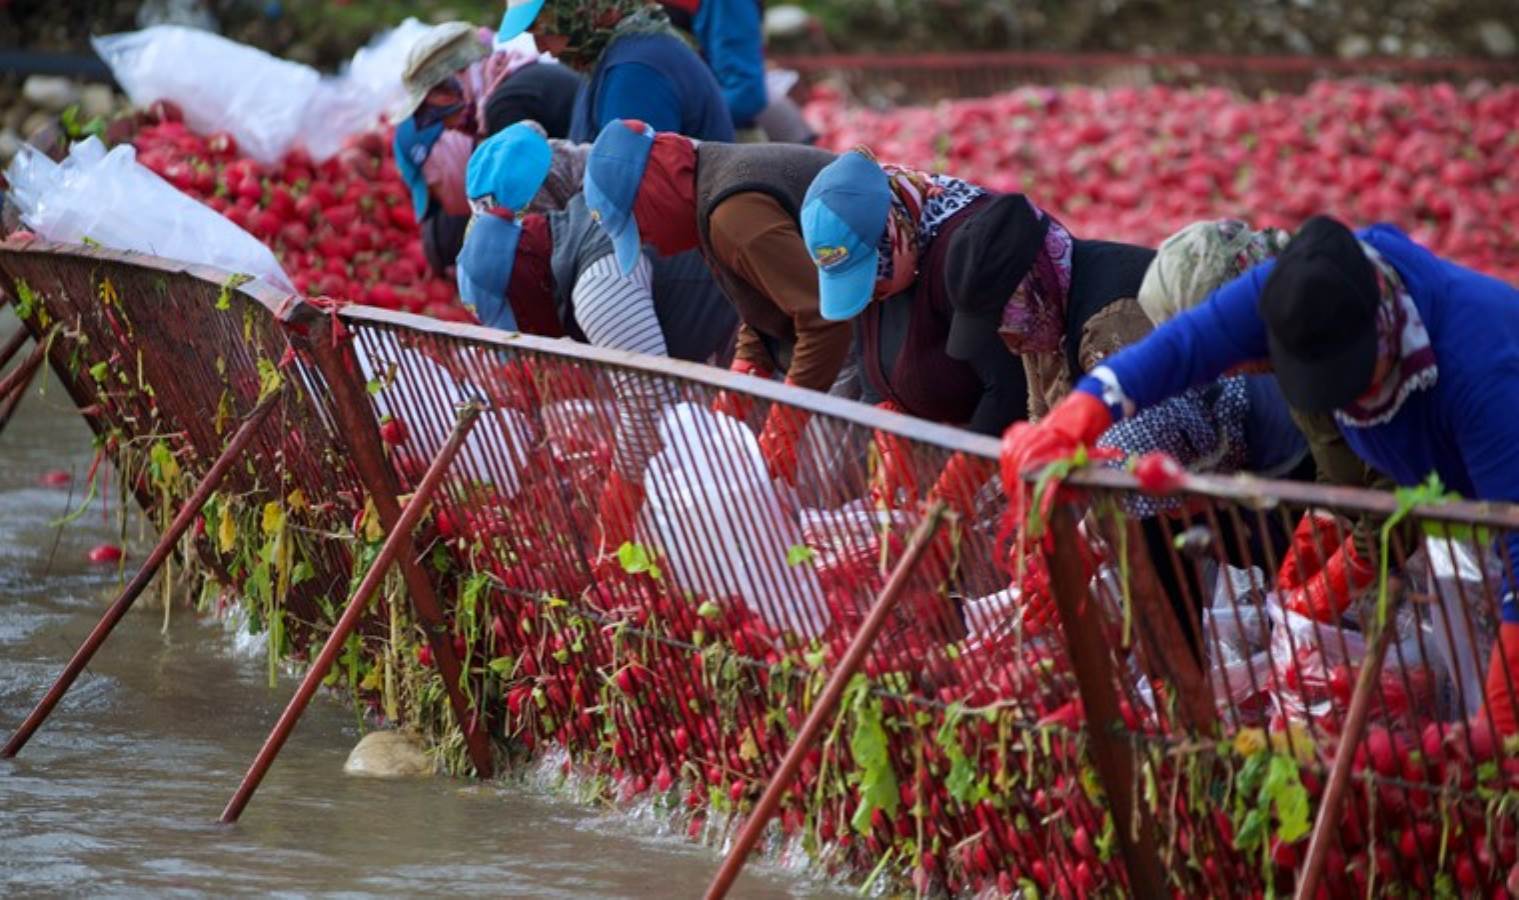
[4,137,293,291]
[353,333,534,498]
[93,20,433,166]
[643,403,829,640]
[1409,538,1502,718]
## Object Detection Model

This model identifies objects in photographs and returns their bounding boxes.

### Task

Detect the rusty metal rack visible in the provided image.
[3,240,1517,896]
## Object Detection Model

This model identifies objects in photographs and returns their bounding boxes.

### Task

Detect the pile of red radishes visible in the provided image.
[128,102,473,321]
[808,79,1519,283]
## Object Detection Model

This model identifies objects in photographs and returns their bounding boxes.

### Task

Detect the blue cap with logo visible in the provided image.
[465,122,553,214]
[584,119,655,275]
[800,150,891,321]
[393,117,445,221]
[496,0,547,42]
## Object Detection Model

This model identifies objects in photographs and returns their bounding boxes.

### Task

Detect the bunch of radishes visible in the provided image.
[808,79,1519,283]
[128,101,473,321]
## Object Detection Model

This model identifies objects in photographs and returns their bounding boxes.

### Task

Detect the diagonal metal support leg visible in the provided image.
[2,390,283,757]
[218,404,482,824]
[0,327,29,373]
[292,314,495,780]
[0,333,47,437]
[704,502,947,900]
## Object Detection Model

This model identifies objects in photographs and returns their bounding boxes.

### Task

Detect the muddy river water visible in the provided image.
[0,347,839,898]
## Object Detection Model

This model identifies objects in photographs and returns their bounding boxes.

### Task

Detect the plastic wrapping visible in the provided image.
[643,403,829,640]
[355,332,534,498]
[3,138,293,291]
[1406,536,1503,718]
[93,21,432,165]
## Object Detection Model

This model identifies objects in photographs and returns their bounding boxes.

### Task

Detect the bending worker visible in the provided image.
[497,0,734,143]
[583,119,855,485]
[1004,215,1519,736]
[456,124,738,553]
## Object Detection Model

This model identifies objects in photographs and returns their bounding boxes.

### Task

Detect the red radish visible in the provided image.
[1133,451,1186,495]
[38,470,71,487]
[378,416,409,446]
[87,543,124,564]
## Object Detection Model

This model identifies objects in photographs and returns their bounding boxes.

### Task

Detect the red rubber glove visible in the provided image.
[1275,511,1345,593]
[1484,622,1519,737]
[1000,391,1113,528]
[758,399,809,486]
[1283,536,1375,622]
[712,359,772,422]
[594,469,646,554]
[928,452,995,518]
[871,401,919,509]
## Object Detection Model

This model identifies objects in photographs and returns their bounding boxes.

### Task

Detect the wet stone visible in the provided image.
[343,729,434,778]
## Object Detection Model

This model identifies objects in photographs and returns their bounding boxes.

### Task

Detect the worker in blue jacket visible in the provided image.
[498,0,735,143]
[1002,214,1519,736]
[662,0,768,131]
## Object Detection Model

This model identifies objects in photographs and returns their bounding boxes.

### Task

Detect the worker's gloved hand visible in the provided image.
[871,401,918,509]
[1275,511,1345,593]
[711,359,772,422]
[1484,621,1519,736]
[1283,536,1375,622]
[594,469,646,556]
[758,399,809,486]
[1000,391,1113,528]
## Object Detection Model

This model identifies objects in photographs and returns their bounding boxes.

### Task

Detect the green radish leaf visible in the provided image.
[786,543,816,566]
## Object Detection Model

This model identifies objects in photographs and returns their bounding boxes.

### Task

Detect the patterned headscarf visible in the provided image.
[872,157,986,300]
[1334,243,1437,427]
[533,0,677,71]
[1138,219,1291,325]
[996,197,1075,355]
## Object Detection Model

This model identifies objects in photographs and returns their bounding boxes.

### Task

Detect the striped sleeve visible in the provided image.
[573,252,677,478]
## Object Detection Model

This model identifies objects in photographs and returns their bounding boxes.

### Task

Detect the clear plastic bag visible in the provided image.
[93,21,433,165]
[4,137,292,291]
[1405,537,1503,718]
[643,403,829,639]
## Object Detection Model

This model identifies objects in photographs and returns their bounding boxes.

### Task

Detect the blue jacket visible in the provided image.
[568,33,736,143]
[692,0,767,128]
[1077,224,1519,621]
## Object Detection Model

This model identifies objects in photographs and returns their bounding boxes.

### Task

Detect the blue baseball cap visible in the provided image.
[584,119,655,275]
[800,150,891,321]
[456,213,522,331]
[393,117,445,221]
[465,122,553,213]
[496,0,546,42]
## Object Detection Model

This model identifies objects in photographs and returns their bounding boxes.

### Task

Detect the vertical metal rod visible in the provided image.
[1293,617,1394,900]
[296,317,495,779]
[0,327,29,373]
[704,502,947,900]
[1045,503,1168,898]
[2,390,282,757]
[219,404,481,824]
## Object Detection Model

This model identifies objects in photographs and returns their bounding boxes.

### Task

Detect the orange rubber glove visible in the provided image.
[712,359,772,422]
[1484,622,1519,737]
[1276,511,1345,593]
[758,397,809,485]
[594,469,646,555]
[1283,537,1375,622]
[1000,391,1113,527]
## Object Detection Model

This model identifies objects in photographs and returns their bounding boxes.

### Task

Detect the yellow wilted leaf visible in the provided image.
[1233,727,1268,758]
[287,489,307,513]
[218,504,237,553]
[261,501,285,536]
[363,497,384,543]
[98,278,118,306]
[359,666,382,691]
[739,732,759,763]
[1269,723,1318,765]
[213,390,234,436]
